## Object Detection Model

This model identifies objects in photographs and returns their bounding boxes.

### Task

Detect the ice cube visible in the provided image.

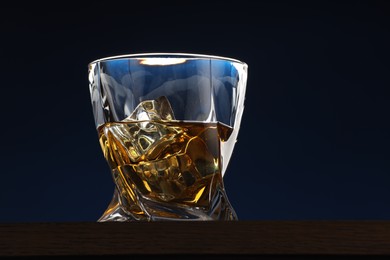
[123,96,175,122]
[119,96,179,158]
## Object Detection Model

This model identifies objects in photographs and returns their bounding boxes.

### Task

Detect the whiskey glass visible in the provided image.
[88,53,248,221]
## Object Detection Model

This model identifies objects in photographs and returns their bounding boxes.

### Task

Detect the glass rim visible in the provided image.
[88,52,247,66]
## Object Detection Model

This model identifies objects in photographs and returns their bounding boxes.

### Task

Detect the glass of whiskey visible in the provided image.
[88,53,248,221]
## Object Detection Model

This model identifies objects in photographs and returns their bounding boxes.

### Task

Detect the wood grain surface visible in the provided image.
[0,221,390,258]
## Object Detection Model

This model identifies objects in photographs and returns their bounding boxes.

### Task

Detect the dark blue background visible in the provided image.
[0,1,389,222]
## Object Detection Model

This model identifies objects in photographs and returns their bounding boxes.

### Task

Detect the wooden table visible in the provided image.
[1,221,390,258]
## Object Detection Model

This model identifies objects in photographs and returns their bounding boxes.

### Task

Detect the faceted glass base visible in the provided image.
[99,187,238,221]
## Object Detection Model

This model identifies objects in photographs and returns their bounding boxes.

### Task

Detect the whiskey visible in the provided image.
[98,120,236,220]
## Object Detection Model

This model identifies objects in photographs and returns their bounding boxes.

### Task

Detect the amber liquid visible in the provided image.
[98,120,233,213]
